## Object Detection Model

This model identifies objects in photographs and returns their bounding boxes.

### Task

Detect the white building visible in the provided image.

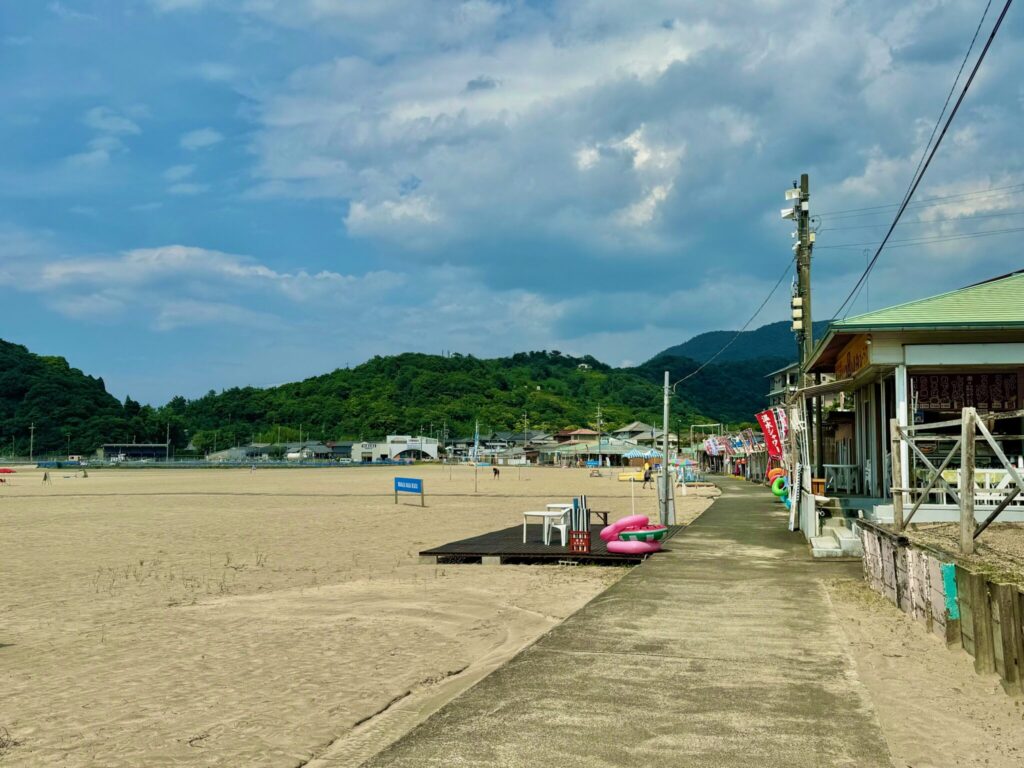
[351,435,440,462]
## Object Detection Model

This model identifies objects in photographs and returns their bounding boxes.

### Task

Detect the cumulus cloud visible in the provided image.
[83,106,140,135]
[167,182,207,195]
[163,164,195,181]
[180,127,223,150]
[5,238,405,334]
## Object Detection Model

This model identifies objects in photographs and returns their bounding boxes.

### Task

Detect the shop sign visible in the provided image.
[911,372,1021,412]
[836,335,870,379]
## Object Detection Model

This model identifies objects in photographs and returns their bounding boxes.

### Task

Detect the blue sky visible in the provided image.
[2,1,1023,403]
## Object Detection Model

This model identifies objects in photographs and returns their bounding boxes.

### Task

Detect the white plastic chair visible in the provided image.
[544,510,569,546]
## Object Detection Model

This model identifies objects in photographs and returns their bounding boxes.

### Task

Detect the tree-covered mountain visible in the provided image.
[630,353,789,424]
[1,336,780,455]
[0,339,145,455]
[656,319,829,363]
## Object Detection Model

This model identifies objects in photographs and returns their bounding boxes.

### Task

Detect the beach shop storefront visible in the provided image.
[804,271,1024,526]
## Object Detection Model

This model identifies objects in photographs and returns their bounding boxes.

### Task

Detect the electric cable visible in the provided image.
[831,0,1015,320]
[670,255,796,388]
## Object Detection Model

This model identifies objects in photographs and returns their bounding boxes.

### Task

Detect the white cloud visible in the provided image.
[168,182,208,195]
[83,106,140,135]
[616,184,673,228]
[163,164,195,181]
[180,128,224,150]
[149,0,209,11]
[48,2,96,21]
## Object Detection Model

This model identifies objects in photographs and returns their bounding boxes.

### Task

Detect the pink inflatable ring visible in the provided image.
[599,514,649,542]
[606,539,662,555]
[618,524,669,542]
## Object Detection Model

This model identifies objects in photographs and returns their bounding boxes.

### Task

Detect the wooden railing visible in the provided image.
[891,407,1024,553]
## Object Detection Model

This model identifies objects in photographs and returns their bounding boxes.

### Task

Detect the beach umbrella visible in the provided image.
[644,449,663,459]
[623,449,647,459]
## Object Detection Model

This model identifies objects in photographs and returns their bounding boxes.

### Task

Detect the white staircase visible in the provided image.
[811,497,864,558]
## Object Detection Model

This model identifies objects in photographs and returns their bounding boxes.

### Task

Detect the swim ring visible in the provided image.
[767,468,786,482]
[600,514,649,542]
[606,539,662,555]
[771,477,788,496]
[618,525,669,542]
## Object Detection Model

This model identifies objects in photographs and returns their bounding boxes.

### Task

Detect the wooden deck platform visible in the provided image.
[419,524,684,565]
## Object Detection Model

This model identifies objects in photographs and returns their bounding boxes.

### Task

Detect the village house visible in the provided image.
[800,271,1024,534]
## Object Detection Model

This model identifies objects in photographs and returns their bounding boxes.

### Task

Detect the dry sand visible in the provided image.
[0,465,714,767]
[825,577,1024,768]
[906,522,1024,586]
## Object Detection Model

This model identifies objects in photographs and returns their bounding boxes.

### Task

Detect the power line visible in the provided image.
[817,183,1024,220]
[820,207,1024,231]
[817,224,1024,251]
[670,255,795,387]
[831,0,1014,320]
[898,0,993,214]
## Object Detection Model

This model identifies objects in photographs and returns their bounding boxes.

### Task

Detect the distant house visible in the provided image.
[99,443,169,461]
[326,441,354,460]
[554,428,599,443]
[611,421,657,441]
[766,363,840,408]
[284,442,332,461]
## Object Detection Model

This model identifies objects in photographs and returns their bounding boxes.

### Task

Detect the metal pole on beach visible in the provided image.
[661,372,675,525]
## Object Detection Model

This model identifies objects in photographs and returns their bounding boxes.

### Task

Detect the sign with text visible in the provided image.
[394,477,425,506]
[911,372,1021,412]
[755,410,784,458]
[836,335,870,380]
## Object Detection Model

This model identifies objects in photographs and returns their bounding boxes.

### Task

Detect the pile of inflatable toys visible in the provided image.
[600,514,669,555]
[767,467,792,509]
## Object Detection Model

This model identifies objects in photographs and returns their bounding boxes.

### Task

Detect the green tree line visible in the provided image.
[2,339,771,455]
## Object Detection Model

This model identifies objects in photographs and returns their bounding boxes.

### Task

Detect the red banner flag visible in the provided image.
[755,410,784,458]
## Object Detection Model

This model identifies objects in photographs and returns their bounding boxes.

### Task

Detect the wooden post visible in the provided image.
[960,407,975,555]
[969,572,995,675]
[890,418,904,531]
[995,583,1022,693]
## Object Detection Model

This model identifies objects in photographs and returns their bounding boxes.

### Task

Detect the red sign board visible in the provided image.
[756,410,784,458]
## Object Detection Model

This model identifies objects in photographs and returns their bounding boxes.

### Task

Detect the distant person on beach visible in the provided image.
[492,466,500,479]
[641,466,653,489]
[42,471,52,485]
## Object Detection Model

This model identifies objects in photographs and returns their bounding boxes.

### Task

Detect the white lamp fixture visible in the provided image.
[780,207,796,220]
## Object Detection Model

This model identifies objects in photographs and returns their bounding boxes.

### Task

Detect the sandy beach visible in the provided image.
[0,465,714,767]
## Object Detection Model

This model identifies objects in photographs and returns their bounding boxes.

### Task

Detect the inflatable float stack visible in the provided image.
[767,467,792,509]
[599,515,669,555]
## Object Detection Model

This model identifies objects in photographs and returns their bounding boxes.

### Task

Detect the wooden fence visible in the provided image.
[891,406,1024,553]
[859,520,1024,695]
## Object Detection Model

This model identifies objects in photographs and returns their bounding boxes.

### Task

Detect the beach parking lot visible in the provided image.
[0,465,714,767]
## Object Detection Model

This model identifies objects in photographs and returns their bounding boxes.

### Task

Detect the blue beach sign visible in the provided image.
[394,476,425,506]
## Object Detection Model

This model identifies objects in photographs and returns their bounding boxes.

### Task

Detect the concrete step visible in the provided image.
[833,526,864,557]
[810,535,844,558]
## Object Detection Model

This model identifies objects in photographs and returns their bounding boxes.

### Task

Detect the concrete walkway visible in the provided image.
[361,478,893,767]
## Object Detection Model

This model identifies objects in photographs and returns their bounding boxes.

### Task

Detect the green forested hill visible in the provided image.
[0,339,142,455]
[657,319,828,362]
[1,340,773,455]
[173,351,707,451]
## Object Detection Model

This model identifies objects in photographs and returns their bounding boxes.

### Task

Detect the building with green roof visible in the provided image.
[799,270,1024,529]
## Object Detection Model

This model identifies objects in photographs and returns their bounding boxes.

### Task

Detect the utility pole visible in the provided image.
[787,173,822,477]
[166,422,170,462]
[660,372,675,526]
[595,404,603,472]
[29,422,35,462]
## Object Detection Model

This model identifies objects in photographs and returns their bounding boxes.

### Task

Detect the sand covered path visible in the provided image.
[364,476,895,767]
[0,465,714,767]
